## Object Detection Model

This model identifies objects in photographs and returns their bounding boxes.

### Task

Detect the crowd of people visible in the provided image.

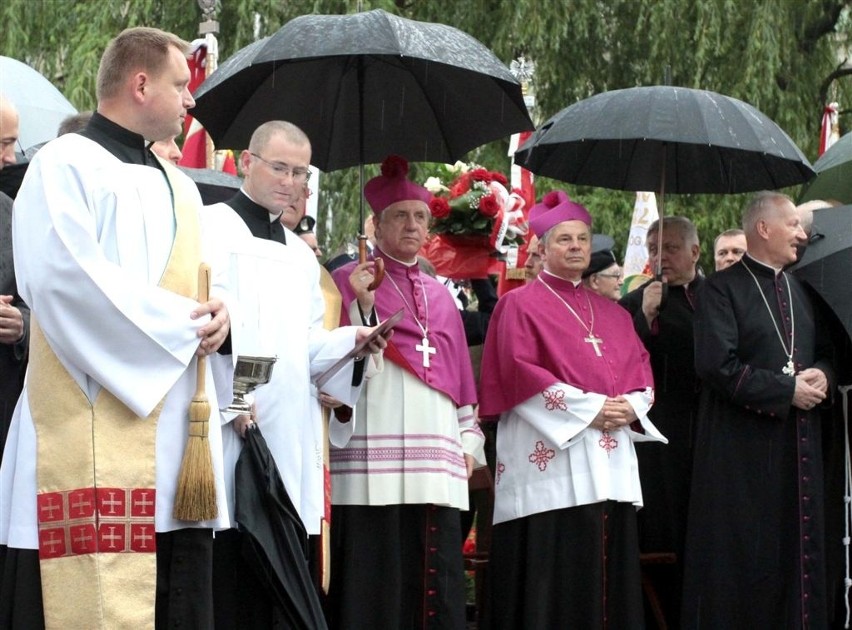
[0,25,849,630]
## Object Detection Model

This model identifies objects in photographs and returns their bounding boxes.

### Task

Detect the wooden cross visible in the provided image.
[416,336,437,368]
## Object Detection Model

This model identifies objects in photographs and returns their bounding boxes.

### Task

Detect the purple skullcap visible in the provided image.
[528,190,592,237]
[363,155,432,215]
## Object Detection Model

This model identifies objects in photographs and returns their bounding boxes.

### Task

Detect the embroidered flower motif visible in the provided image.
[528,440,556,471]
[598,430,619,454]
[542,388,567,411]
[496,461,505,484]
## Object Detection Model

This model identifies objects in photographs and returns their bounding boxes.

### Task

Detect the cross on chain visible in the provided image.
[415,336,436,368]
[585,334,603,357]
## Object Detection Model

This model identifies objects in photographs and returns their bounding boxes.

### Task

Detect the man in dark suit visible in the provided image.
[0,94,29,463]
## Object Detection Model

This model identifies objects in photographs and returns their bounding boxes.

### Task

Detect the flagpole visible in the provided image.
[198,0,219,170]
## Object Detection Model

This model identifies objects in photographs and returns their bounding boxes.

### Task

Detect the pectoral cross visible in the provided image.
[585,334,603,357]
[416,336,437,368]
[782,359,795,376]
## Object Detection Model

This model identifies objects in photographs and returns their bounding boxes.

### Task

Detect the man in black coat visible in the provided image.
[682,191,833,628]
[0,95,29,464]
[618,215,703,627]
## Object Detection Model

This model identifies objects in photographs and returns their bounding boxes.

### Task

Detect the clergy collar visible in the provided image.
[79,112,160,169]
[375,246,418,269]
[541,268,582,288]
[239,187,282,223]
[743,253,783,276]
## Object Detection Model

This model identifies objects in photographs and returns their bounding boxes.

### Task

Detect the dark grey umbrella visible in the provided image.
[515,85,813,275]
[235,425,327,630]
[190,9,533,172]
[179,166,243,205]
[798,132,852,205]
[791,204,852,343]
[515,86,813,195]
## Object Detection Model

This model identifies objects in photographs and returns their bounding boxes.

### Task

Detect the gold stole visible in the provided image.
[317,266,342,593]
[31,159,201,629]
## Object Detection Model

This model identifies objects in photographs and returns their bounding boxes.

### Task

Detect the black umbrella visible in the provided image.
[515,85,813,273]
[798,131,852,205]
[791,204,852,343]
[179,166,243,206]
[190,9,533,172]
[235,425,327,630]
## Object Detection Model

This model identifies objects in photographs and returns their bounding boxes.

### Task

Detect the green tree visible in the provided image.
[2,0,850,270]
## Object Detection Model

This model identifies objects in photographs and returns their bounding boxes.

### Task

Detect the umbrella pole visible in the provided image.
[356,62,383,289]
[173,263,219,521]
[656,143,669,309]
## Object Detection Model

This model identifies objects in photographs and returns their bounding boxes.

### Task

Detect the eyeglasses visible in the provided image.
[596,272,623,280]
[250,153,311,182]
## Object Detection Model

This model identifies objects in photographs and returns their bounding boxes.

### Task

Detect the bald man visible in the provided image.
[0,94,28,469]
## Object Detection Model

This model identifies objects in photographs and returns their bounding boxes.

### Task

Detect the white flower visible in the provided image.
[423,176,449,193]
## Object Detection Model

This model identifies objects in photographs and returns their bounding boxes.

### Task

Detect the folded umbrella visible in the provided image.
[235,425,327,630]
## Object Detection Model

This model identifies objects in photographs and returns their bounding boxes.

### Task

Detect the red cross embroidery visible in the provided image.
[528,440,556,471]
[542,389,567,411]
[599,430,619,454]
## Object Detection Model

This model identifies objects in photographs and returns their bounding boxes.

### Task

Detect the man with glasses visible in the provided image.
[582,248,624,301]
[618,215,704,627]
[209,120,384,628]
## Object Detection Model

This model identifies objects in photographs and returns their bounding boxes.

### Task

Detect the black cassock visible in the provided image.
[682,256,833,629]
[620,276,703,626]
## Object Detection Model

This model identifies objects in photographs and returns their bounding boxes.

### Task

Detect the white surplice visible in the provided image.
[492,383,667,525]
[205,203,364,535]
[0,135,236,549]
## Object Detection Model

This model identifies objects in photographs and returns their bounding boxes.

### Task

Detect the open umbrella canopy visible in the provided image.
[798,132,852,205]
[191,9,533,172]
[791,204,852,344]
[515,86,813,195]
[0,56,77,150]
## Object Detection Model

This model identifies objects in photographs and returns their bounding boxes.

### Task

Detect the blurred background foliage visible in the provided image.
[2,0,850,271]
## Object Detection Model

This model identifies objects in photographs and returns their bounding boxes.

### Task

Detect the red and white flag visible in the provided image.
[818,102,840,157]
[179,39,212,169]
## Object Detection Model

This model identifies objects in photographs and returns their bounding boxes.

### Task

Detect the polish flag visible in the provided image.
[178,40,209,169]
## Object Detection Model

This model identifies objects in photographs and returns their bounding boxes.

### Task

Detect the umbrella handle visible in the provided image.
[655,273,669,311]
[359,235,384,291]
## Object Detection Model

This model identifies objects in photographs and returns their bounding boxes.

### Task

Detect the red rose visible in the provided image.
[491,172,508,186]
[449,173,471,198]
[470,168,490,182]
[430,197,451,219]
[479,194,501,217]
[381,154,409,178]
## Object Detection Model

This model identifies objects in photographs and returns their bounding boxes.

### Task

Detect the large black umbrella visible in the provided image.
[190,9,533,172]
[798,132,852,205]
[791,204,852,343]
[235,425,327,630]
[515,85,813,194]
[515,85,813,274]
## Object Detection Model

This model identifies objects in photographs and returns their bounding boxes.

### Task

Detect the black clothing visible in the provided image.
[682,257,833,629]
[224,191,289,245]
[326,504,466,630]
[482,501,644,630]
[619,276,703,626]
[0,192,29,465]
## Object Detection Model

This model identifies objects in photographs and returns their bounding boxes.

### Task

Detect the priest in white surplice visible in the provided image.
[0,28,233,629]
[207,121,385,629]
[478,191,666,629]
[327,155,486,630]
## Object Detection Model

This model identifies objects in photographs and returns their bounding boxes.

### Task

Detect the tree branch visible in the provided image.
[818,63,852,106]
[798,0,851,54]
